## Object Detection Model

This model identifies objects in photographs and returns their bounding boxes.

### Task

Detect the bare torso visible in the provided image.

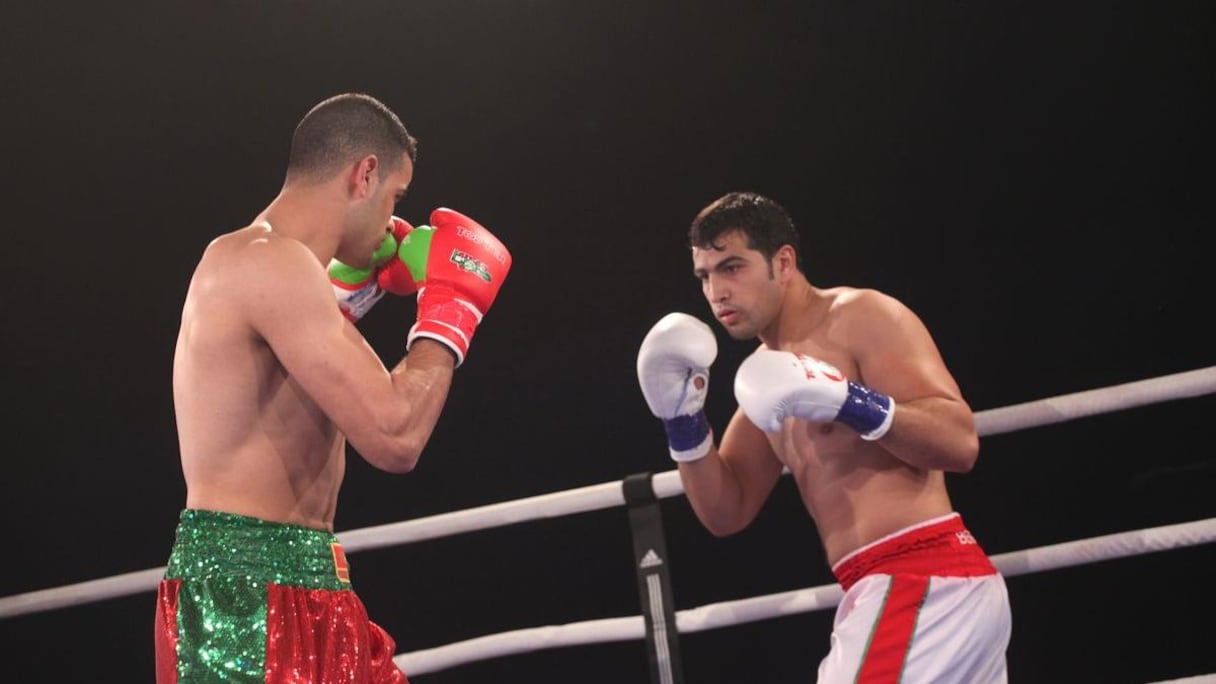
[173,224,345,531]
[766,288,955,566]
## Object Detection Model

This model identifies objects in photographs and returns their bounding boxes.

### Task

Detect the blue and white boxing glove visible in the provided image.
[637,313,718,462]
[733,349,895,440]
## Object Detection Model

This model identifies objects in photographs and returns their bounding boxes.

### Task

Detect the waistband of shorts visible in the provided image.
[164,508,352,589]
[831,513,997,591]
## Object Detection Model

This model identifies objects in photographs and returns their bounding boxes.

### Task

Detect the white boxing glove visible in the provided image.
[733,349,895,440]
[637,313,718,461]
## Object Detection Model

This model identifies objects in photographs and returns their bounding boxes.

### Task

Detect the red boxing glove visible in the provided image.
[397,208,512,366]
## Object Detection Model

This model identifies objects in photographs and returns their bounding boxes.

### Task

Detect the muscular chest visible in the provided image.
[766,417,857,477]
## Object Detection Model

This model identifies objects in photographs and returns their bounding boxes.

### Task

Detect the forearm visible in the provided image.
[351,341,454,473]
[636,314,774,535]
[876,396,979,472]
[678,449,760,537]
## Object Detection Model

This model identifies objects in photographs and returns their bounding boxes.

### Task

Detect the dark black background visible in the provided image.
[2,2,1213,682]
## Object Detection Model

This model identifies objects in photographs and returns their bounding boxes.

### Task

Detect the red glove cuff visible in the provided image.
[406,285,484,367]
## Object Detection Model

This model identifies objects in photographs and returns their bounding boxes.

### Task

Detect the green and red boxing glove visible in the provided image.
[328,216,415,322]
[392,208,512,366]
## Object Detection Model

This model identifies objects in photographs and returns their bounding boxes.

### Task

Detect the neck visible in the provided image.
[758,275,822,347]
[256,183,344,264]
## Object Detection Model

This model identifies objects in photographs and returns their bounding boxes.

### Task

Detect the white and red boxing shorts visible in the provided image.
[818,513,1011,684]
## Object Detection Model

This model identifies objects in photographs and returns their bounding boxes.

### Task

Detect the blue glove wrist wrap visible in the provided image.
[836,382,893,438]
[663,411,710,453]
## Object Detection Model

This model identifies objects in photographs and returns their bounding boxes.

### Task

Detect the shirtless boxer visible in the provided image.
[155,93,511,683]
[637,192,1010,683]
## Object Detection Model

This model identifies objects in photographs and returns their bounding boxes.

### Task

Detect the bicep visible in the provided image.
[850,292,979,469]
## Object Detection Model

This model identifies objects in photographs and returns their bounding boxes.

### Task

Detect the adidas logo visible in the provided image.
[639,549,664,568]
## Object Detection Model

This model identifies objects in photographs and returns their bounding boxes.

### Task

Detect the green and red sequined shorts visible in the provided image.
[155,509,408,683]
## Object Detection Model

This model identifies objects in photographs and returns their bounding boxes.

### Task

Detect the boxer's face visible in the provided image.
[375,152,414,228]
[693,230,782,340]
[342,153,413,268]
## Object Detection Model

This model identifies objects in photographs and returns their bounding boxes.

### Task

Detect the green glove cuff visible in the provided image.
[328,260,373,285]
[370,231,398,267]
[329,232,399,285]
[396,225,436,285]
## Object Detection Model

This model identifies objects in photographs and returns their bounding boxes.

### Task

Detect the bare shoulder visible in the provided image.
[187,226,331,334]
[228,227,318,275]
[823,286,913,326]
[202,227,323,294]
[825,287,956,392]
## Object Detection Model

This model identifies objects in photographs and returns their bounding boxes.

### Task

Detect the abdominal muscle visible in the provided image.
[773,419,954,567]
[179,408,346,533]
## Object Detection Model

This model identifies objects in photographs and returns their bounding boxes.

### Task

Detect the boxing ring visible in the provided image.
[2,366,1214,682]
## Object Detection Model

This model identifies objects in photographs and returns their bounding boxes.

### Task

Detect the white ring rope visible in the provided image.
[393,518,1216,675]
[0,364,1212,625]
[974,366,1216,437]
